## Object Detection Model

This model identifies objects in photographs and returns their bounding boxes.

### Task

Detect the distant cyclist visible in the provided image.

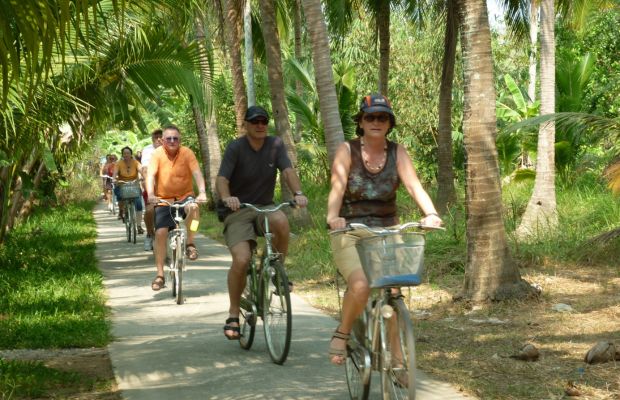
[101,154,116,208]
[113,146,144,233]
[146,125,207,291]
[140,129,163,251]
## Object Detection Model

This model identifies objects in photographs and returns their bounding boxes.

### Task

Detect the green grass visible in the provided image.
[0,359,88,399]
[0,201,111,349]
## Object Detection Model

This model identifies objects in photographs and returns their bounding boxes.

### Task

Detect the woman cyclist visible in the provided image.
[113,146,145,234]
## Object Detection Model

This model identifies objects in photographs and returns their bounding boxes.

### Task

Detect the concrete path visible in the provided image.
[94,201,470,399]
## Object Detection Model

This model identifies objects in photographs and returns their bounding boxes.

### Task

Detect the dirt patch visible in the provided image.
[0,348,121,399]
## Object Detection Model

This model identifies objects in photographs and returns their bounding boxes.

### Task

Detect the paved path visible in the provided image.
[94,201,470,399]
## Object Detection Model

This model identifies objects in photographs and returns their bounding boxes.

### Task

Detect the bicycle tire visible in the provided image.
[171,235,184,304]
[239,260,257,350]
[124,203,131,242]
[170,246,177,298]
[261,259,292,364]
[345,317,371,400]
[380,297,416,400]
[129,203,137,244]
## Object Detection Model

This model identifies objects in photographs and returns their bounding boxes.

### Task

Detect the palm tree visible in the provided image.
[301,0,345,165]
[258,0,299,197]
[458,0,533,301]
[516,0,557,237]
[436,0,459,214]
[224,0,249,136]
[244,0,257,106]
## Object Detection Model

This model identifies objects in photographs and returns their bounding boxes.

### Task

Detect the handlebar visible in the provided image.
[157,197,196,209]
[239,201,296,213]
[329,221,445,235]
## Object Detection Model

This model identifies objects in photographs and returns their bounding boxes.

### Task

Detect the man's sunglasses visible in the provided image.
[164,137,180,143]
[248,119,269,126]
[362,114,390,123]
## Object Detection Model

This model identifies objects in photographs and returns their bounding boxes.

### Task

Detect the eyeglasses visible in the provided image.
[363,113,390,123]
[248,119,269,126]
[164,137,180,143]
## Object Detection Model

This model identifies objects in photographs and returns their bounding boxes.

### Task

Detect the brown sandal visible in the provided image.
[185,243,198,260]
[151,275,165,291]
[329,329,350,365]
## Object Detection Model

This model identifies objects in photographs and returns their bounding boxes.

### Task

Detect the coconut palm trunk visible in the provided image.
[301,0,345,165]
[459,0,534,301]
[244,0,256,106]
[225,0,248,136]
[516,0,558,238]
[436,0,459,214]
[377,0,390,95]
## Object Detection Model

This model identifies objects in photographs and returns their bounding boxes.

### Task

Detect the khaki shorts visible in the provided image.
[330,228,376,281]
[223,207,270,249]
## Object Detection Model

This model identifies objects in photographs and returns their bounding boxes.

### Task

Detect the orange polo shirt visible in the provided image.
[149,146,199,200]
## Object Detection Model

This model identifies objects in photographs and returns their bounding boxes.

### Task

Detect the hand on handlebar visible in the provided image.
[195,192,208,204]
[420,213,443,228]
[327,217,347,231]
[222,196,241,211]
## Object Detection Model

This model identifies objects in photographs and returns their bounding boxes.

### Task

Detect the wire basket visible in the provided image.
[118,182,141,199]
[355,232,426,288]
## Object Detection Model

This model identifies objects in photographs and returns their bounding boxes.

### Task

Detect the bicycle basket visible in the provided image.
[118,182,141,199]
[355,232,426,288]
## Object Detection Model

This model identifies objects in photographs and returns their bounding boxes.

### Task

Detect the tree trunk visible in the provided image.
[194,13,222,207]
[377,0,390,96]
[528,1,539,103]
[18,161,46,220]
[244,0,256,106]
[458,0,534,302]
[212,0,228,56]
[516,0,558,238]
[225,0,248,136]
[258,0,298,200]
[436,0,458,214]
[301,0,345,166]
[293,0,303,143]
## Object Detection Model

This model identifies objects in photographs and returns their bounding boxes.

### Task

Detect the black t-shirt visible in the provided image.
[218,135,292,205]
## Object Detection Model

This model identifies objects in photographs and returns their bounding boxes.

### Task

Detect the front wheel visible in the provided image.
[261,260,292,364]
[345,317,371,400]
[170,236,184,304]
[128,203,137,244]
[380,297,416,399]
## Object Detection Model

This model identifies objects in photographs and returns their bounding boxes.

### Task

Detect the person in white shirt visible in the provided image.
[140,129,163,251]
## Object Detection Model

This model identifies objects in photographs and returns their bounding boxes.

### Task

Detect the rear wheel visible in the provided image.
[261,260,292,364]
[380,297,416,399]
[240,259,258,349]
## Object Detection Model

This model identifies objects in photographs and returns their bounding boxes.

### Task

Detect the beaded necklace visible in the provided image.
[360,137,387,172]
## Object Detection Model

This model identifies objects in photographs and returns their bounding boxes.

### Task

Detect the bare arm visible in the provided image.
[216,175,240,211]
[282,167,308,207]
[326,142,351,230]
[191,168,207,203]
[395,144,442,226]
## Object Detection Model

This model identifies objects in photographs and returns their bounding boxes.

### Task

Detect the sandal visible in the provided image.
[329,329,350,365]
[185,243,198,260]
[151,275,165,291]
[138,226,144,235]
[223,317,240,340]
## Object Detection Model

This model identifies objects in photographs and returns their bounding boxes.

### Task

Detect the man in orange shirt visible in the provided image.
[146,125,207,291]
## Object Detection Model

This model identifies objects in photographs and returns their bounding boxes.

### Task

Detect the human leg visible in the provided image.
[151,206,174,290]
[267,210,290,261]
[184,202,200,260]
[135,197,144,234]
[224,241,252,339]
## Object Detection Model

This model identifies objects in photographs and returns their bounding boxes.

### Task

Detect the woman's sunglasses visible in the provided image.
[249,118,269,126]
[362,114,390,123]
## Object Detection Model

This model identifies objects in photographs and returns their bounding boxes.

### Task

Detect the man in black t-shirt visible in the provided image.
[216,105,308,340]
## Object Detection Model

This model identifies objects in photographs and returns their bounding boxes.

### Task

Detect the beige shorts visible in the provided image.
[330,228,376,281]
[222,207,271,249]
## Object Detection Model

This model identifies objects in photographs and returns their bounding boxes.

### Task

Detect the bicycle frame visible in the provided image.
[158,197,195,305]
[237,201,294,364]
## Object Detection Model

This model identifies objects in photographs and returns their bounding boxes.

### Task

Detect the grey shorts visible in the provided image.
[222,207,270,249]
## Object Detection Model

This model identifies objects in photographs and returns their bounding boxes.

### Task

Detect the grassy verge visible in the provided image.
[0,200,112,398]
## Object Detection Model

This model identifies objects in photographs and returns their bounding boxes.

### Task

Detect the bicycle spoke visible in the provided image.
[262,261,291,364]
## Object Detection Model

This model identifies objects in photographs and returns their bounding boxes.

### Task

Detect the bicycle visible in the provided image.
[237,201,294,365]
[157,197,196,305]
[330,222,442,400]
[100,174,116,215]
[117,179,141,244]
